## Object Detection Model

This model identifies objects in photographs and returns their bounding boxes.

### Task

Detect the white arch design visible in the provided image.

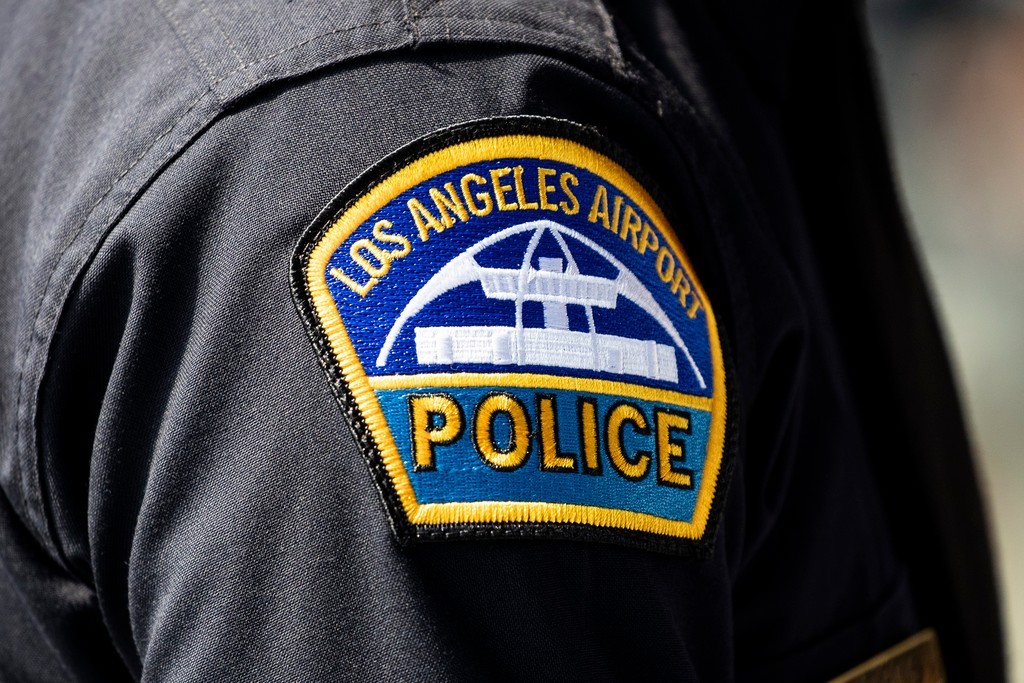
[375,220,706,389]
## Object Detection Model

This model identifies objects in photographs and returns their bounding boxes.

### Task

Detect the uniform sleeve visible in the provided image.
[34,47,919,682]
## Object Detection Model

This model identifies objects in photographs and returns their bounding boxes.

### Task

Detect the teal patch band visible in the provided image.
[379,387,710,518]
[291,117,731,555]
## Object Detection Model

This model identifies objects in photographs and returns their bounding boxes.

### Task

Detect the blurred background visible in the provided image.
[868,1,1024,679]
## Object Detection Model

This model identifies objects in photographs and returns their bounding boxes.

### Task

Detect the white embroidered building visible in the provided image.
[376,220,705,389]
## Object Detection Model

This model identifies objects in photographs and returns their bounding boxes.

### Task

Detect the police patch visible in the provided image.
[291,117,731,555]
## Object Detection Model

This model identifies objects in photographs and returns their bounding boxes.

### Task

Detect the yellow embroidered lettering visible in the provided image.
[655,247,675,283]
[429,183,470,227]
[671,268,694,311]
[559,171,580,215]
[639,222,659,256]
[372,219,412,258]
[537,394,576,472]
[408,197,446,241]
[474,392,532,470]
[490,167,518,211]
[687,296,704,319]
[620,204,642,249]
[655,409,693,489]
[461,172,493,216]
[667,267,705,318]
[537,167,559,212]
[329,219,411,297]
[513,165,539,210]
[588,184,610,228]
[351,239,390,278]
[610,195,623,235]
[578,397,601,475]
[605,402,651,481]
[330,267,375,297]
[409,393,464,471]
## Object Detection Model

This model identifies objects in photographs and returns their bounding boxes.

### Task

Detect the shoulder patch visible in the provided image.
[291,117,731,555]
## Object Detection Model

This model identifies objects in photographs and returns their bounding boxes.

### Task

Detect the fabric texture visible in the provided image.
[0,0,1003,681]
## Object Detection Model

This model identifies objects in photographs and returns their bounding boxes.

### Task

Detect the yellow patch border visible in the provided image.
[304,132,728,541]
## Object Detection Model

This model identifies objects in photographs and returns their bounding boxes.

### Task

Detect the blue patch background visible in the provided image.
[325,157,714,397]
[377,387,711,523]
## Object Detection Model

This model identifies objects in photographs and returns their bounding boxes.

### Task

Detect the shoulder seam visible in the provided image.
[150,0,224,104]
[20,87,220,572]
[142,2,623,105]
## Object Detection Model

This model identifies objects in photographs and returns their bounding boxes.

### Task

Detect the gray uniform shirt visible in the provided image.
[0,1,1003,681]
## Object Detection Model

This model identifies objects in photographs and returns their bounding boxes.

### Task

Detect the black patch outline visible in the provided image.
[289,115,737,558]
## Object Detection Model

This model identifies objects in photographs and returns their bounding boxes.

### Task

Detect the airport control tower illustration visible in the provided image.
[376,219,706,390]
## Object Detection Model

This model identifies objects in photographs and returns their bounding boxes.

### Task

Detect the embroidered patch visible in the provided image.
[292,117,731,555]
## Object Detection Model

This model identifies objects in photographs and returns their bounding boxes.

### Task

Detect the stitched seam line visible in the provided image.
[151,0,222,104]
[122,14,608,96]
[204,17,603,89]
[209,19,408,87]
[414,15,604,54]
[403,0,420,44]
[439,0,451,41]
[196,0,251,80]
